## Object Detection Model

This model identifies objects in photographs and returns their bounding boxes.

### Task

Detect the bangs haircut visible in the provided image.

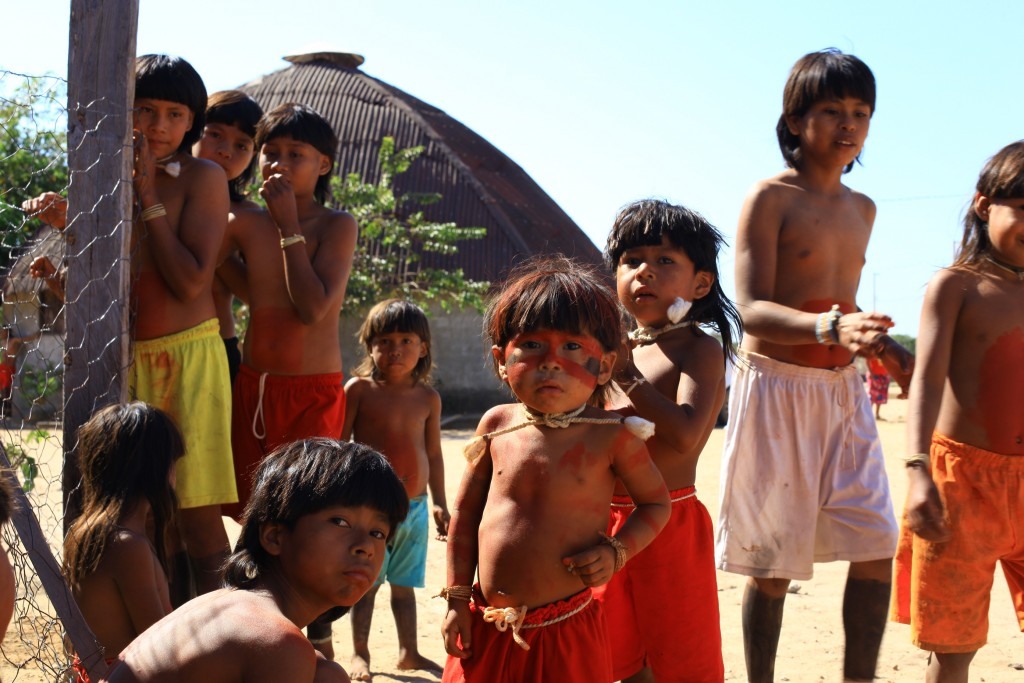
[356,299,433,383]
[135,54,207,152]
[776,48,875,174]
[955,141,1024,268]
[485,255,621,403]
[224,438,408,589]
[255,103,337,204]
[206,90,263,203]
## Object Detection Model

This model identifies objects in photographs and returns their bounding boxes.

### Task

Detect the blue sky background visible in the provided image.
[5,1,1023,337]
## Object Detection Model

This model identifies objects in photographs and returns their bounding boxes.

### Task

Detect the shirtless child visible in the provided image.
[102,438,409,683]
[344,300,449,679]
[220,102,357,651]
[441,256,670,683]
[716,49,913,682]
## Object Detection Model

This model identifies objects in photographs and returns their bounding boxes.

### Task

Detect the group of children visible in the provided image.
[5,43,1020,683]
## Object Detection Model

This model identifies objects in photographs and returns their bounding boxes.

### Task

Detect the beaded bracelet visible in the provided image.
[435,585,473,602]
[280,234,306,249]
[139,203,167,223]
[903,454,930,469]
[815,304,842,345]
[598,532,628,573]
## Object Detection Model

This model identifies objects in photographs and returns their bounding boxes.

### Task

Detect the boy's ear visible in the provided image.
[693,271,714,300]
[598,350,616,386]
[973,193,991,221]
[259,521,286,557]
[491,345,509,382]
[418,341,428,359]
[784,113,801,137]
[318,153,332,177]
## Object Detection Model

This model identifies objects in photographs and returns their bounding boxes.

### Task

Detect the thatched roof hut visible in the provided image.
[239,52,602,282]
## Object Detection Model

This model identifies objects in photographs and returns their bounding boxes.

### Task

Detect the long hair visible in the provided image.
[224,438,408,590]
[776,48,875,174]
[605,199,741,362]
[135,54,207,152]
[484,255,621,404]
[355,299,433,383]
[954,141,1024,269]
[206,90,263,203]
[63,402,184,587]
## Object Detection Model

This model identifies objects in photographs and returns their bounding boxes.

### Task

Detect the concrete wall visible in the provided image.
[339,307,511,419]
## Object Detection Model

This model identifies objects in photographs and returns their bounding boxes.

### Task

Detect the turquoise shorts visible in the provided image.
[377,494,429,588]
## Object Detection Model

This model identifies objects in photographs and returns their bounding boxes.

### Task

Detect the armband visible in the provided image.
[140,203,167,222]
[815,304,842,345]
[435,585,473,602]
[280,234,306,249]
[903,454,930,469]
[598,532,628,573]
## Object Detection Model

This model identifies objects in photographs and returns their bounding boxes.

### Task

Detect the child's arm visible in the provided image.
[22,192,67,229]
[340,378,363,441]
[735,186,892,353]
[441,418,494,659]
[562,433,669,588]
[904,271,961,542]
[618,336,724,458]
[260,176,358,324]
[134,135,229,301]
[425,389,450,541]
[29,257,66,302]
[110,535,171,635]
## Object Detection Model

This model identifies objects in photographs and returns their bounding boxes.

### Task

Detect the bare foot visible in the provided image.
[397,652,443,674]
[349,653,372,681]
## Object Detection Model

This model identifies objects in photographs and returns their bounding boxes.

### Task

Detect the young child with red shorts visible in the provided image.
[892,141,1024,683]
[596,199,742,682]
[440,256,670,683]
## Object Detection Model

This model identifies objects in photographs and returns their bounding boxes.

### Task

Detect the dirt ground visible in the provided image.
[2,397,1023,682]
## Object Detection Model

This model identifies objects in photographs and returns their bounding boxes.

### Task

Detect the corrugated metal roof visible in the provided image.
[239,54,603,283]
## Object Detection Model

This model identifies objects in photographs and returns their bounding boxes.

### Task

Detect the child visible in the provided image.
[219,102,357,650]
[891,141,1024,683]
[63,402,184,680]
[0,327,38,419]
[715,49,913,683]
[344,299,449,679]
[866,356,890,419]
[101,437,409,683]
[440,256,670,683]
[597,199,742,682]
[192,90,263,386]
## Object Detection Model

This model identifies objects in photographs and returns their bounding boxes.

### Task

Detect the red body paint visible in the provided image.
[975,328,1024,453]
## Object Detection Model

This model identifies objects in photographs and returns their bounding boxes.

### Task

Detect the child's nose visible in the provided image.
[635,262,654,279]
[539,349,562,370]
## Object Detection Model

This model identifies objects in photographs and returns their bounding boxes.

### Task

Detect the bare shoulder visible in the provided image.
[848,186,877,222]
[414,382,441,403]
[313,207,357,240]
[477,404,519,433]
[344,375,373,393]
[183,156,228,187]
[927,266,973,302]
[243,626,317,682]
[104,528,157,570]
[663,328,724,369]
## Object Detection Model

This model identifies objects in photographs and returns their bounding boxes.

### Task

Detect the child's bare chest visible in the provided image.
[490,428,612,493]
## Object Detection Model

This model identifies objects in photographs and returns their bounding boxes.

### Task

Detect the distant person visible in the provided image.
[192,90,263,386]
[219,103,358,653]
[716,49,913,682]
[596,199,742,682]
[344,300,449,679]
[891,141,1024,683]
[0,466,19,646]
[0,327,38,419]
[102,438,409,683]
[63,402,183,682]
[440,256,670,683]
[866,356,890,420]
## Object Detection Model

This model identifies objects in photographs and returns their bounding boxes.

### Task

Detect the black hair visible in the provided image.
[776,48,875,174]
[955,141,1024,269]
[224,438,408,589]
[205,90,264,203]
[255,103,337,204]
[605,199,742,362]
[134,54,207,152]
[356,299,433,383]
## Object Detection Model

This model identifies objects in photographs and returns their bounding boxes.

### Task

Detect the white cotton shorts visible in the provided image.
[715,350,898,580]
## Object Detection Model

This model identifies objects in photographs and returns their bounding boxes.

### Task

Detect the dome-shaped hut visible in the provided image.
[240,53,603,412]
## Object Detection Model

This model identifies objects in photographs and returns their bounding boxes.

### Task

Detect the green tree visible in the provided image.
[330,137,488,316]
[0,76,68,269]
[890,333,916,356]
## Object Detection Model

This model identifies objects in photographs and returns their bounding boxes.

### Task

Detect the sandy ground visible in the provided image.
[2,398,1023,681]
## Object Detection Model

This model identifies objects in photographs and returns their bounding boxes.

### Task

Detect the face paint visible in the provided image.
[505,330,603,387]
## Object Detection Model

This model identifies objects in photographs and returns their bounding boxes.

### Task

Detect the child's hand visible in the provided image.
[132,130,158,198]
[441,601,473,659]
[562,544,616,588]
[905,467,950,543]
[835,311,893,357]
[259,173,300,233]
[21,192,67,229]
[29,257,58,281]
[433,506,451,541]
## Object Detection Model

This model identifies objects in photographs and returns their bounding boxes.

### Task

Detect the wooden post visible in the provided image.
[62,0,137,655]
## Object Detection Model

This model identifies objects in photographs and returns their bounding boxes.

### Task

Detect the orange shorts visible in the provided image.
[891,433,1024,653]
[224,364,345,519]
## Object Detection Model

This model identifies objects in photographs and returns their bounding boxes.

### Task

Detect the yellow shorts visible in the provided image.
[891,433,1024,653]
[130,318,237,508]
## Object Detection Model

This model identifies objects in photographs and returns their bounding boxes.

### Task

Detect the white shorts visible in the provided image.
[715,351,898,580]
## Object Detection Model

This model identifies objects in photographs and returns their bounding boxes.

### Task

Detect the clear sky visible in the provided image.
[4,0,1023,337]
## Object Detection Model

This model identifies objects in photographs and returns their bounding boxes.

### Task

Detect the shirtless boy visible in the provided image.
[102,438,409,683]
[441,256,670,682]
[715,49,911,682]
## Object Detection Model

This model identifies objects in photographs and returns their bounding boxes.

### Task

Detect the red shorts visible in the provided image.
[0,363,13,391]
[224,364,345,519]
[594,486,724,682]
[891,433,1024,653]
[442,587,612,683]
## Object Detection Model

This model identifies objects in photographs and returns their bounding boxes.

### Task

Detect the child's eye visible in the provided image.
[370,529,388,540]
[659,257,674,265]
[330,517,351,528]
[521,340,541,350]
[564,342,582,351]
[205,129,220,139]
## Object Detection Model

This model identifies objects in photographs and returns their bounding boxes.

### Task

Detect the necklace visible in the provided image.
[629,320,694,346]
[984,255,1024,281]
